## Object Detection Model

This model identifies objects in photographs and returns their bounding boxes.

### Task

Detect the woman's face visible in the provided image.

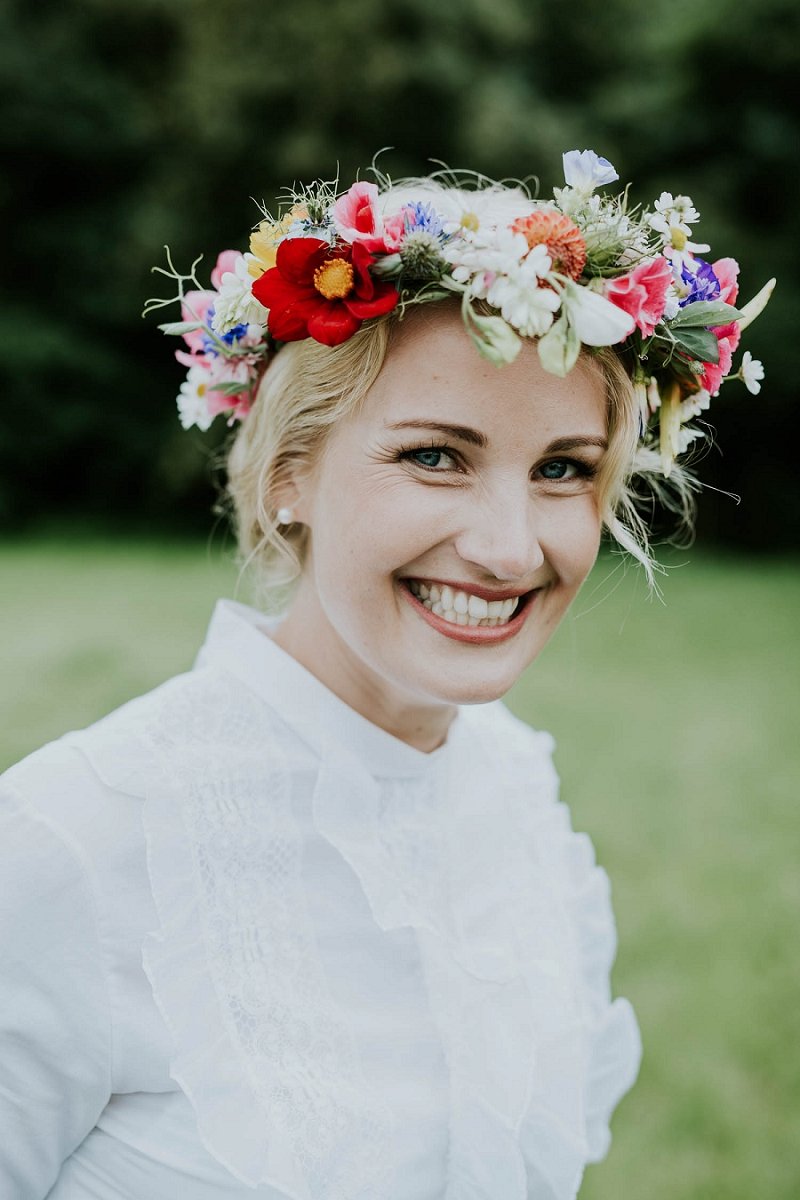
[278,307,609,742]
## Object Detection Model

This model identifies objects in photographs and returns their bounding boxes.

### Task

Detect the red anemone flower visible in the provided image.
[252,237,399,346]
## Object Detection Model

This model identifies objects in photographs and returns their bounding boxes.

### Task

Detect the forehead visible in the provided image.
[362,307,608,440]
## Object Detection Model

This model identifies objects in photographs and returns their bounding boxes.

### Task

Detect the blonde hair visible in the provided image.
[225,304,695,608]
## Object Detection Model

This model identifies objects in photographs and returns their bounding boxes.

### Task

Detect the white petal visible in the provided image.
[737,279,776,332]
[562,149,619,191]
[563,282,635,346]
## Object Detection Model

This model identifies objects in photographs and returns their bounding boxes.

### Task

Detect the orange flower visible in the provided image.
[511,209,587,280]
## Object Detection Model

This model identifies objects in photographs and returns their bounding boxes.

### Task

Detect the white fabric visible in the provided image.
[0,599,641,1199]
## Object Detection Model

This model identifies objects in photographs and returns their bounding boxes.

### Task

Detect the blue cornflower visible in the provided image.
[405,201,445,239]
[203,307,248,355]
[679,258,721,307]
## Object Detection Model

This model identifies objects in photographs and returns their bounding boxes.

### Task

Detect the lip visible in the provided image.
[404,576,532,603]
[400,580,539,645]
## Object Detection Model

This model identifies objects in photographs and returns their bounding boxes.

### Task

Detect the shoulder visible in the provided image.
[1,660,293,891]
[0,667,218,916]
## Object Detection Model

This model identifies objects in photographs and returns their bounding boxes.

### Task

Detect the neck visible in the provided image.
[270,594,457,754]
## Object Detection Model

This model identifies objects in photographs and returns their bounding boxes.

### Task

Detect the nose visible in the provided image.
[453,484,545,583]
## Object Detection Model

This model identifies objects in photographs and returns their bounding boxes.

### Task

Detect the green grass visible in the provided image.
[2,538,799,1199]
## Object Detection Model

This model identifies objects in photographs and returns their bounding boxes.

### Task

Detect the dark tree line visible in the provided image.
[2,0,797,547]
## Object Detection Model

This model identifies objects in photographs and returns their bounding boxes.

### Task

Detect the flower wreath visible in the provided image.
[145,150,774,476]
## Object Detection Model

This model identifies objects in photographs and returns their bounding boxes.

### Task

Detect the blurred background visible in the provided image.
[1,0,798,545]
[2,0,798,1196]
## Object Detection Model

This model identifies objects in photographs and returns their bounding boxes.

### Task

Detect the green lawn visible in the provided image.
[2,538,799,1199]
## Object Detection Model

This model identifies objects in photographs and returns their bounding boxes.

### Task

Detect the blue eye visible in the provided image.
[539,459,576,480]
[403,446,457,470]
[414,449,445,467]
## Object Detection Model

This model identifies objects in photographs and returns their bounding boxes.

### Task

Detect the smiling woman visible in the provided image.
[255,306,613,739]
[0,155,772,1200]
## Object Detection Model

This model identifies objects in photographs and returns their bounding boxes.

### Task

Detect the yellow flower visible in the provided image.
[249,205,309,278]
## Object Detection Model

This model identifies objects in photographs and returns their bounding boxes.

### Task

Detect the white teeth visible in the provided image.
[408,579,526,629]
[468,594,488,618]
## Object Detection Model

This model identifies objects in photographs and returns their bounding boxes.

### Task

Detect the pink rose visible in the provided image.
[605,256,673,336]
[332,182,393,252]
[210,249,243,290]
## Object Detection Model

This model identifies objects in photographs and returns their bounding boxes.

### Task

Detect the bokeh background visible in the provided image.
[2,0,798,1196]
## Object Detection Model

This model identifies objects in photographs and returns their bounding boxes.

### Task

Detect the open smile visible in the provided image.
[400,577,539,644]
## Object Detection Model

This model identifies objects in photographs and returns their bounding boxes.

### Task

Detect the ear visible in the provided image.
[270,460,315,527]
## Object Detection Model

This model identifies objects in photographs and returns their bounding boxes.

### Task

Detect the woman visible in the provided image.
[1,151,771,1198]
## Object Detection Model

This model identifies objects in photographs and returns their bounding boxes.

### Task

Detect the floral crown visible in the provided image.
[146,150,773,475]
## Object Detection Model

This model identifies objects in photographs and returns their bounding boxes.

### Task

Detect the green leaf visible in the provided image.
[214,382,250,396]
[670,301,742,329]
[671,326,719,363]
[537,315,580,377]
[158,320,204,336]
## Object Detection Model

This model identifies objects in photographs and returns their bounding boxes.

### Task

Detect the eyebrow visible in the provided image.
[386,420,488,447]
[386,421,608,454]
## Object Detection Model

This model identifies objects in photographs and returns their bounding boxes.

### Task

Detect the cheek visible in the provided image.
[546,498,603,586]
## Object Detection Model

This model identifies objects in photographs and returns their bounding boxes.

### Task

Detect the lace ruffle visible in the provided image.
[313,702,641,1199]
[82,669,396,1198]
[78,662,640,1200]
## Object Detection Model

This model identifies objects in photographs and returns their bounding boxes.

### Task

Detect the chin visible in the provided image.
[411,658,534,709]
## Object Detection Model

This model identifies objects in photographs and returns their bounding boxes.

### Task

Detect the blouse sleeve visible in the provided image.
[0,779,112,1197]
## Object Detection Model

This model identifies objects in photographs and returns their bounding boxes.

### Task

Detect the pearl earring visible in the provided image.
[277,507,294,525]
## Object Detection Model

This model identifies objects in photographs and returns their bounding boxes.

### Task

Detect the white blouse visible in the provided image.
[0,600,640,1200]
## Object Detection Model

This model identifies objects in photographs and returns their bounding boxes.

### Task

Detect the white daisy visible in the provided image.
[443,227,531,295]
[647,191,709,260]
[177,366,215,431]
[740,350,765,394]
[484,246,558,337]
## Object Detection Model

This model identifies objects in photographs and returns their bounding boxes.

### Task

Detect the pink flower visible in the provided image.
[701,321,741,395]
[178,290,215,355]
[605,256,672,336]
[332,182,403,253]
[700,259,741,394]
[712,257,739,306]
[176,251,253,362]
[190,351,254,423]
[210,249,243,290]
[382,210,408,252]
